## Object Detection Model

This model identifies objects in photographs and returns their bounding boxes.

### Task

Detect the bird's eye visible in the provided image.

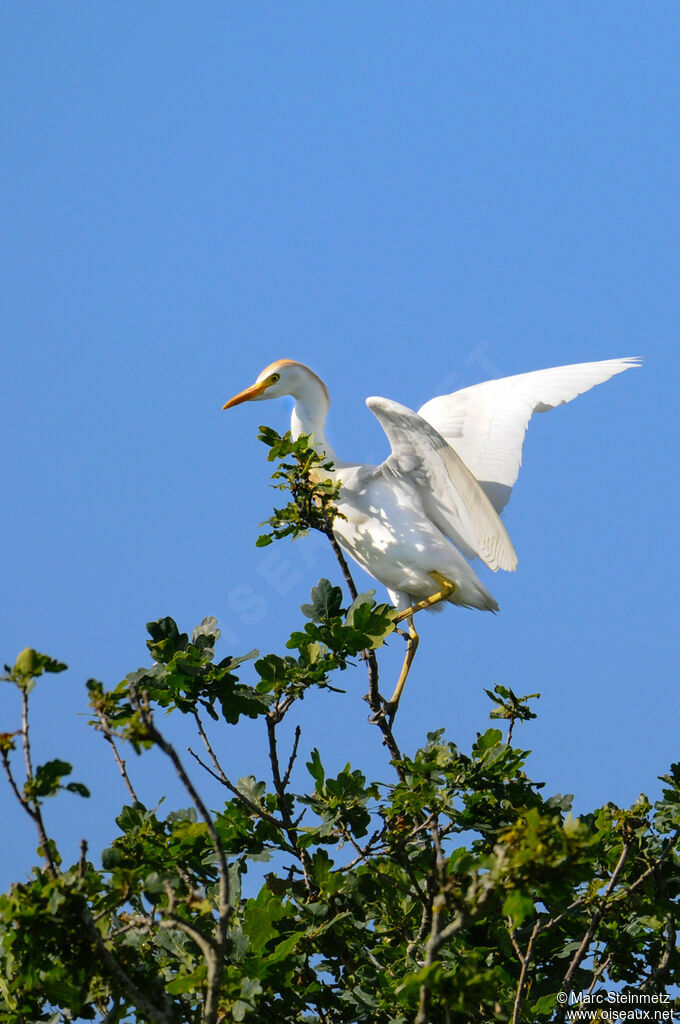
[271,373,280,383]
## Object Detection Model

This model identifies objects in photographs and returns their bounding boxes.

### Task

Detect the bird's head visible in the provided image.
[222,360,329,410]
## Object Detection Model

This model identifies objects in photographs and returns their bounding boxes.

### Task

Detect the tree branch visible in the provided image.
[77,899,175,1024]
[323,527,404,775]
[2,691,60,878]
[130,685,231,1024]
[190,711,286,831]
[556,841,632,1020]
[266,710,314,890]
[282,724,302,789]
[510,920,540,1024]
[93,707,139,802]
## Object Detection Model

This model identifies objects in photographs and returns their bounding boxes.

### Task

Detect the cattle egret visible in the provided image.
[223,357,640,717]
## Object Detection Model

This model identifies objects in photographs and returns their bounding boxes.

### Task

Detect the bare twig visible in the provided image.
[78,901,175,1024]
[641,913,675,992]
[160,880,217,961]
[93,707,138,802]
[282,724,302,789]
[414,894,446,1024]
[266,710,314,890]
[510,920,541,1024]
[187,745,287,833]
[109,914,154,939]
[556,841,633,1020]
[337,823,414,901]
[587,951,611,995]
[2,692,59,878]
[189,711,285,830]
[22,689,59,875]
[324,529,404,775]
[413,819,469,1024]
[79,839,88,878]
[20,689,33,784]
[407,902,433,960]
[130,685,231,1024]
[324,529,359,602]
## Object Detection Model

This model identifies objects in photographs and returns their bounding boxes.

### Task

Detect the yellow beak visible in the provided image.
[222,380,269,410]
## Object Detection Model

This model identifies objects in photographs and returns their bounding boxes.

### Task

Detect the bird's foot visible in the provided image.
[368,698,397,726]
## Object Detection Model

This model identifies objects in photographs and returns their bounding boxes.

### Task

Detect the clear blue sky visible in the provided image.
[2,3,678,888]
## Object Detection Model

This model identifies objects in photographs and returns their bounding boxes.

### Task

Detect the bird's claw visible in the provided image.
[368,699,397,726]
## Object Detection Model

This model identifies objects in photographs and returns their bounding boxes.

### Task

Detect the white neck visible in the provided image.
[289,373,336,461]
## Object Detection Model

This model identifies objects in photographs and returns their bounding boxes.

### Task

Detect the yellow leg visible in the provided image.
[382,616,419,721]
[393,571,457,624]
[382,573,457,723]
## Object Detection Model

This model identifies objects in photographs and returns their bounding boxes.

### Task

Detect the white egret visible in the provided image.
[223,357,640,716]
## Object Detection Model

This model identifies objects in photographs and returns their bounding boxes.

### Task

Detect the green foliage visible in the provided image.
[1,431,679,1023]
[4,647,67,694]
[3,605,680,1023]
[255,427,344,545]
[25,759,90,801]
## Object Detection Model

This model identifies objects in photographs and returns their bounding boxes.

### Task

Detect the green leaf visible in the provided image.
[243,888,291,952]
[12,648,67,687]
[64,782,90,798]
[306,748,325,789]
[165,964,207,995]
[266,932,304,966]
[531,993,558,1015]
[300,579,343,621]
[146,617,188,663]
[345,590,376,623]
[503,888,535,926]
[473,728,503,755]
[26,759,73,799]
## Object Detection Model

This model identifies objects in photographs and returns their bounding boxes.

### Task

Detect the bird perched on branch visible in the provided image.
[223,356,640,717]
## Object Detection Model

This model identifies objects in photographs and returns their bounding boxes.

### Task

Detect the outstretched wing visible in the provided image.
[418,357,641,513]
[366,397,517,572]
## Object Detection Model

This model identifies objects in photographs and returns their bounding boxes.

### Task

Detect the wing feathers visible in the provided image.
[418,357,641,512]
[367,397,518,572]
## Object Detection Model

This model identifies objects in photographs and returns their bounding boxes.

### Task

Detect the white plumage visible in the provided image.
[417,358,640,514]
[223,356,640,714]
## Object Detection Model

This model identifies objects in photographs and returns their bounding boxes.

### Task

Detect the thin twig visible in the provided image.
[266,710,314,890]
[109,915,154,939]
[414,818,469,1024]
[187,744,287,833]
[324,529,404,774]
[79,839,88,878]
[94,707,138,802]
[282,725,302,789]
[78,901,175,1024]
[414,893,446,1024]
[21,689,33,784]
[130,685,231,1024]
[556,841,633,1021]
[324,528,359,602]
[587,951,611,995]
[641,913,675,992]
[511,920,540,1024]
[161,880,217,960]
[407,901,433,960]
[3,692,59,878]
[337,823,414,900]
[190,712,286,830]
